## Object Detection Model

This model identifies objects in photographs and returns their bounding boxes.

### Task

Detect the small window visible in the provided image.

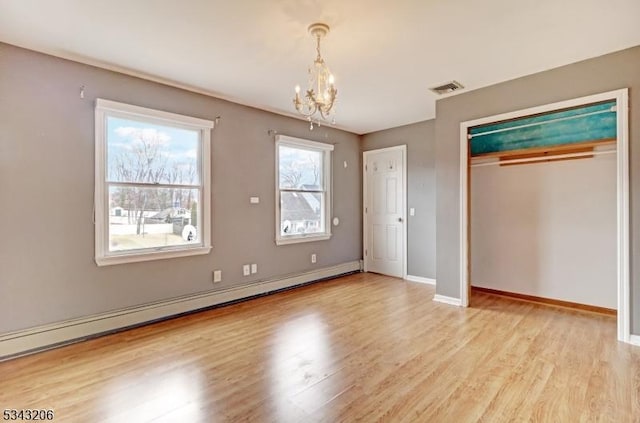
[275,135,333,245]
[94,99,213,265]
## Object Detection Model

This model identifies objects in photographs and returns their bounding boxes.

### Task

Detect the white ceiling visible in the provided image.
[1,0,639,134]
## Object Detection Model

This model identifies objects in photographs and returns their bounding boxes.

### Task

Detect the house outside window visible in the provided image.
[275,135,333,245]
[94,99,213,265]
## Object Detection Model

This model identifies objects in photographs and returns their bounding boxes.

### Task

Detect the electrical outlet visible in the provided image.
[251,263,257,274]
[242,264,251,276]
[213,270,222,283]
[311,253,317,264]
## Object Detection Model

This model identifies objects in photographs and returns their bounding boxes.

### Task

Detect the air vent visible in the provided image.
[429,81,464,95]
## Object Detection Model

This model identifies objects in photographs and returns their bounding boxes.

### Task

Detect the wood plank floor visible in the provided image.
[1,272,639,422]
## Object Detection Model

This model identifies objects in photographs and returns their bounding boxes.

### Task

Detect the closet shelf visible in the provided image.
[470,138,615,160]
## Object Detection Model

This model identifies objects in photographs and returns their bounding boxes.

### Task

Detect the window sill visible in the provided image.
[95,245,212,266]
[275,234,331,246]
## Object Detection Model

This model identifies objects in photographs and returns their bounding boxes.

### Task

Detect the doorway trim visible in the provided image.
[458,88,630,343]
[363,145,408,278]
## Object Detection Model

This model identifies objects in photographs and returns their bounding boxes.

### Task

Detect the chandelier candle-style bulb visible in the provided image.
[293,23,338,129]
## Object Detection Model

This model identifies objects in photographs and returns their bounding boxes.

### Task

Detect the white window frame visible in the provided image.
[275,135,333,246]
[94,99,213,266]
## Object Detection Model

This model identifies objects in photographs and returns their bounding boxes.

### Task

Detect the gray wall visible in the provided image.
[0,43,362,334]
[362,120,436,279]
[435,45,640,331]
[471,154,617,308]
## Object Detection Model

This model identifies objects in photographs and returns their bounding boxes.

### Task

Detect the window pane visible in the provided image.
[107,116,200,185]
[280,191,323,236]
[278,145,323,189]
[108,186,200,252]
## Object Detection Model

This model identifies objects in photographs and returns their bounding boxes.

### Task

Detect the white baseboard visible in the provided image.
[433,294,462,307]
[630,335,640,347]
[0,261,360,360]
[405,275,436,285]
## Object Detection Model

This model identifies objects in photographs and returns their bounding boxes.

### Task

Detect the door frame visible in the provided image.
[363,145,408,278]
[458,88,630,343]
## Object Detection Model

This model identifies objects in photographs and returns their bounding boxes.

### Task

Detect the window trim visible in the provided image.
[94,99,213,266]
[275,135,334,246]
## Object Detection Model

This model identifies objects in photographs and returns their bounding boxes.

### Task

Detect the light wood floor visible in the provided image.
[1,272,639,422]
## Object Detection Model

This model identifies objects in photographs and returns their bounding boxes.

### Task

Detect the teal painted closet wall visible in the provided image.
[470,101,617,156]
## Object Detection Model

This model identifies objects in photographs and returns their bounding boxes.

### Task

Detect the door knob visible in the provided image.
[398,217,403,223]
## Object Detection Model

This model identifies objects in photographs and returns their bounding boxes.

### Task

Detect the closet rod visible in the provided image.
[470,149,616,168]
[468,106,616,139]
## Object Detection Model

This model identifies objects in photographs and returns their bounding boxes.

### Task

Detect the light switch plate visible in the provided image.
[410,208,415,216]
[213,270,222,283]
[242,264,251,276]
[250,197,260,204]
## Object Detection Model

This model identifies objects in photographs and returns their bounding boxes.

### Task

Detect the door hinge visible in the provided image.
[365,249,368,256]
[365,164,368,171]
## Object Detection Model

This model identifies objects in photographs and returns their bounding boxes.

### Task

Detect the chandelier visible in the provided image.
[293,23,337,130]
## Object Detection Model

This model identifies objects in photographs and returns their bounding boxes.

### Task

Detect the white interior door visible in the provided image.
[364,146,405,278]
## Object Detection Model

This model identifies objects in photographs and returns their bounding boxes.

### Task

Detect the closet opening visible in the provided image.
[458,89,630,343]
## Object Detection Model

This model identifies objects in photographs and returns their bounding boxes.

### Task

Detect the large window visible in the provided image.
[275,135,333,245]
[94,99,213,265]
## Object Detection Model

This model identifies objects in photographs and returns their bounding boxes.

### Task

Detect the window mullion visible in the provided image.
[279,188,324,193]
[107,181,202,190]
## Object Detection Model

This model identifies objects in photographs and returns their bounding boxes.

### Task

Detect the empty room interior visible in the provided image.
[1,1,640,421]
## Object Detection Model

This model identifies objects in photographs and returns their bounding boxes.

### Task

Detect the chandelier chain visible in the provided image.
[316,34,322,62]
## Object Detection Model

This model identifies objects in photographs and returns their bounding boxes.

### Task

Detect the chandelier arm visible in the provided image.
[319,89,337,118]
[319,102,333,119]
[298,107,316,118]
[294,97,319,118]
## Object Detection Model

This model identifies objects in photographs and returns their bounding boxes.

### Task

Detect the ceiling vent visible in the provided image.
[429,81,464,95]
